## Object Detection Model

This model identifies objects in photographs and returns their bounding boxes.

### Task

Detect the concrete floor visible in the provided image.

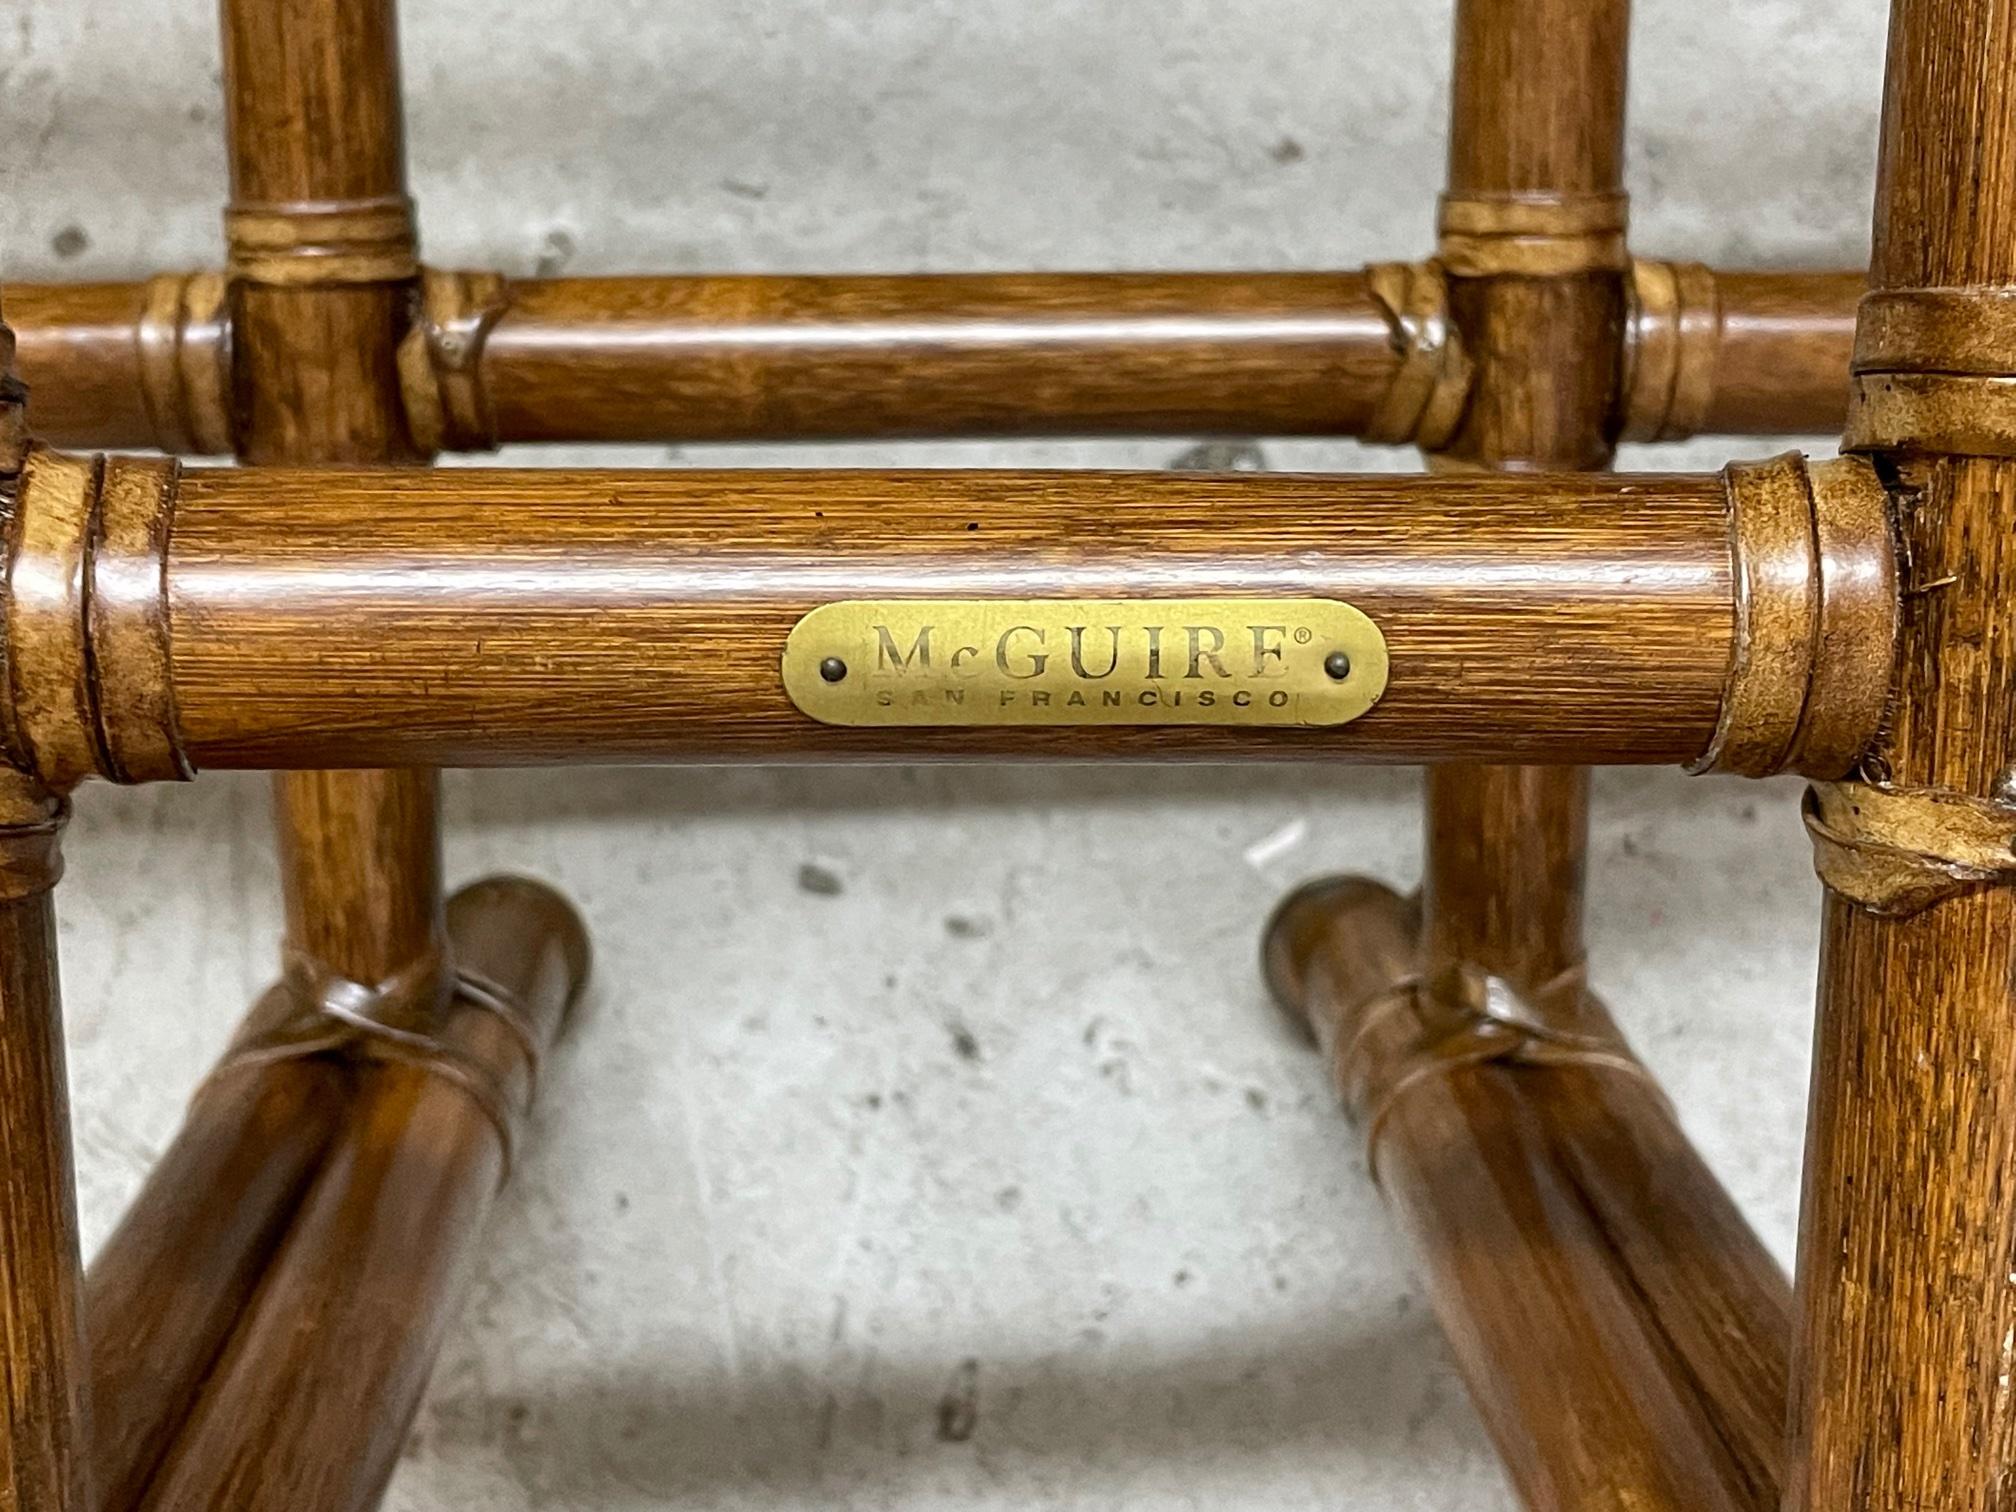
[4,2,1883,1507]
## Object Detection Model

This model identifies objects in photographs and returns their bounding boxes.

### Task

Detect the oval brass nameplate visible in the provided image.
[782,599,1388,728]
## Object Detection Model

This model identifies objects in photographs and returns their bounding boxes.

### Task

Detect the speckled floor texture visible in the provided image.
[4,2,1882,1506]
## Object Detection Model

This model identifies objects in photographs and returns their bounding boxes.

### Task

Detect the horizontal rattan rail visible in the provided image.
[3,265,1858,455]
[0,447,1893,784]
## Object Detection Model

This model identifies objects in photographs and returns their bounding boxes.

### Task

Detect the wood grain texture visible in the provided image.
[85,1046,350,1512]
[0,776,88,1512]
[1422,765,1592,986]
[1424,0,1628,1000]
[0,295,25,475]
[1438,0,1630,474]
[5,284,158,452]
[1264,879,1782,1510]
[3,269,1858,452]
[138,877,589,1512]
[220,0,417,467]
[1704,271,1861,437]
[485,272,1397,444]
[1786,2,2016,1507]
[157,466,1737,767]
[218,0,443,1000]
[183,23,456,1507]
[274,770,444,995]
[1539,1061,1792,1504]
[1532,1064,1790,1507]
[1400,11,1795,1504]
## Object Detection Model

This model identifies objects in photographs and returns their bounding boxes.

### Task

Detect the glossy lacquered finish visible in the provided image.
[137,878,588,1512]
[0,778,89,1512]
[1,266,1859,453]
[87,15,465,1511]
[1425,0,1630,996]
[274,769,445,1002]
[1703,271,1861,436]
[220,0,418,468]
[1265,879,1789,1509]
[218,0,447,1019]
[6,283,171,453]
[489,272,1396,443]
[1356,9,1792,1505]
[1786,2,2016,1507]
[86,1049,351,1512]
[0,0,1956,1507]
[148,466,1738,769]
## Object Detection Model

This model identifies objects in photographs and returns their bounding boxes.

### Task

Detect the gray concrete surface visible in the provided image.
[2,3,1884,1507]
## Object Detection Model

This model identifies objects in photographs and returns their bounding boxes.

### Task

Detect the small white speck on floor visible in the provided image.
[1243,818,1309,874]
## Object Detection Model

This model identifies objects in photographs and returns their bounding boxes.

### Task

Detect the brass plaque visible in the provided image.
[782,599,1388,728]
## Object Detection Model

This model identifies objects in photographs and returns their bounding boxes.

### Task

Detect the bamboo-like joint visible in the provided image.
[0,451,1899,785]
[1625,259,1722,442]
[1362,261,1475,449]
[137,273,232,457]
[1311,944,1663,1190]
[224,196,419,289]
[1261,873,1791,1509]
[1437,190,1631,278]
[1693,452,1898,779]
[0,302,26,477]
[1263,879,1658,1172]
[1845,286,2016,457]
[2,448,190,788]
[396,267,508,454]
[205,936,553,1183]
[3,265,1863,456]
[0,771,67,902]
[129,875,588,1512]
[1785,7,2016,1501]
[1804,778,2016,918]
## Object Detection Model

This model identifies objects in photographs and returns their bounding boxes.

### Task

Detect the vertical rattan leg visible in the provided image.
[1418,0,1628,1251]
[0,771,90,1512]
[218,0,449,1004]
[1785,2,2016,1505]
[1258,2,1794,1505]
[0,288,90,1512]
[1421,0,1624,1011]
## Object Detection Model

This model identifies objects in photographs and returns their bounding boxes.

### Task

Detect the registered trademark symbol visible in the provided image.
[1293,627,1313,644]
